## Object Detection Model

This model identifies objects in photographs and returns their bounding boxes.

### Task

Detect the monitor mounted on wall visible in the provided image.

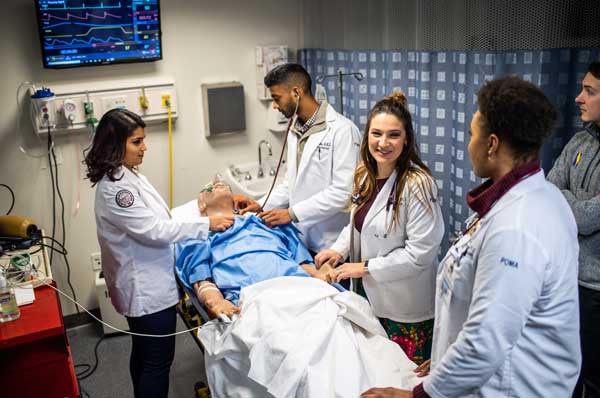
[35,0,162,69]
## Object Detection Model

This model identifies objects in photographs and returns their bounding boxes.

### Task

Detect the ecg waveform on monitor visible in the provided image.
[44,23,133,34]
[40,1,123,11]
[38,0,160,67]
[42,11,129,22]
[47,36,125,46]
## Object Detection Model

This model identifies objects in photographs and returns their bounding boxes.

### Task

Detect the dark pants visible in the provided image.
[126,305,177,398]
[573,286,600,398]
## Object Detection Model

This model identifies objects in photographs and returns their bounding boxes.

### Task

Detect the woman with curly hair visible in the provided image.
[315,92,445,365]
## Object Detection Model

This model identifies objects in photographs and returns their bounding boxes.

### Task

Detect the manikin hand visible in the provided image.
[301,262,335,283]
[329,262,367,283]
[204,295,240,319]
[208,215,234,232]
[314,249,343,270]
[195,281,240,319]
[259,208,292,227]
[233,195,262,214]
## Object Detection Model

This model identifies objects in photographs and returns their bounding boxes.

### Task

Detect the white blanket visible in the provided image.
[197,276,421,398]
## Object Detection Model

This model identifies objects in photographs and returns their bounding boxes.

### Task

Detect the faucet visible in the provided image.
[258,139,272,178]
[229,165,242,182]
[229,165,252,182]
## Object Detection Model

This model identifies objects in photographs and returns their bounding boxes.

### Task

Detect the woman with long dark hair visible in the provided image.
[315,92,444,365]
[85,109,233,398]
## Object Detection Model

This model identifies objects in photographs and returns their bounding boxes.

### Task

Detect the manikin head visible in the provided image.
[197,179,235,217]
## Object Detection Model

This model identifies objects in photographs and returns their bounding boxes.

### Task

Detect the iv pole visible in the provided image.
[315,70,364,115]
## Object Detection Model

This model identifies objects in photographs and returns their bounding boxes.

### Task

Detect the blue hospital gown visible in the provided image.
[175,215,313,305]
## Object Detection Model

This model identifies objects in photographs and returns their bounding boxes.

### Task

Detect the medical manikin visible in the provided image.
[172,179,423,398]
[175,178,334,318]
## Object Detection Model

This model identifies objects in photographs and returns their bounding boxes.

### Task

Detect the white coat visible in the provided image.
[424,171,581,397]
[95,166,209,317]
[262,104,361,252]
[330,169,445,322]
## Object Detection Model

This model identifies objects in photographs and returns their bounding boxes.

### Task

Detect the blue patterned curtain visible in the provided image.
[299,48,600,252]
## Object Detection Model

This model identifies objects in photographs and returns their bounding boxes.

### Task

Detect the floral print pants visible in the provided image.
[356,279,433,365]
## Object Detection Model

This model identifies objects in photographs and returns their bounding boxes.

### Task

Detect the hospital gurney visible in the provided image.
[175,274,212,352]
[175,274,214,398]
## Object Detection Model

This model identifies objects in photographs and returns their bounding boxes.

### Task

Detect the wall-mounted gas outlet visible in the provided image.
[102,95,127,111]
[91,252,102,271]
[161,94,171,108]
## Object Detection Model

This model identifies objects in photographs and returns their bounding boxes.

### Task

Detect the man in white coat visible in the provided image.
[236,63,361,253]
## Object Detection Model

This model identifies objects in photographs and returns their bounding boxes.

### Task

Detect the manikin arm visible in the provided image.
[193,280,240,319]
[301,262,335,283]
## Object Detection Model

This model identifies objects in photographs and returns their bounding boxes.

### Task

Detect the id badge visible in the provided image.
[439,234,471,306]
[440,268,453,305]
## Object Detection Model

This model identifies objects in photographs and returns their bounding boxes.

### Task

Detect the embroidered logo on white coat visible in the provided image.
[115,190,135,208]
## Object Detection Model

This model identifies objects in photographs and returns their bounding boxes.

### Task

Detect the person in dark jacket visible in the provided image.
[548,62,600,398]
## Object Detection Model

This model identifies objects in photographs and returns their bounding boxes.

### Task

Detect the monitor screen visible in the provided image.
[35,0,162,69]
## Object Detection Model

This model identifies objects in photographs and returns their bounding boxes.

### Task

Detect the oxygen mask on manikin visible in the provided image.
[198,175,235,216]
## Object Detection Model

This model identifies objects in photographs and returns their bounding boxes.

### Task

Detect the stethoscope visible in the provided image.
[260,98,300,210]
[351,175,398,239]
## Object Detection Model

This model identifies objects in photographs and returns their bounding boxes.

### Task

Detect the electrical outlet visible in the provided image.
[91,252,102,271]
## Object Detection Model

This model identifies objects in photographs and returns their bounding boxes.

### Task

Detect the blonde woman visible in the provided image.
[315,92,444,365]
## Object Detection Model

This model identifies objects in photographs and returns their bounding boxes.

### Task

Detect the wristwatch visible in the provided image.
[363,260,370,275]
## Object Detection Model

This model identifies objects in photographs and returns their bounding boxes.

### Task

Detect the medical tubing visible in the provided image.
[76,335,105,380]
[47,130,57,266]
[260,102,298,210]
[260,133,287,211]
[33,243,66,256]
[47,133,80,314]
[74,364,91,377]
[43,280,203,337]
[81,91,96,157]
[167,103,174,209]
[78,383,91,398]
[0,184,15,215]
[41,236,68,254]
[71,136,82,218]
[51,144,66,255]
